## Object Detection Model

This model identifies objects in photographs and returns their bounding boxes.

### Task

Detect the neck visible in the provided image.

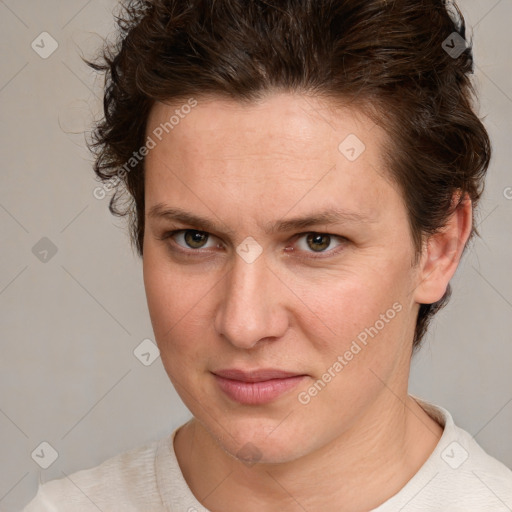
[174,393,443,512]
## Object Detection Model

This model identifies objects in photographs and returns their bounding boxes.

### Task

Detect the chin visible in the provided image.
[204,414,316,466]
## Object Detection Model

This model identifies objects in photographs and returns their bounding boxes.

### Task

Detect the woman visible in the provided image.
[24,0,512,510]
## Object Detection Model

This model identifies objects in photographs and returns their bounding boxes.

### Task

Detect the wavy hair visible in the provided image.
[85,0,491,351]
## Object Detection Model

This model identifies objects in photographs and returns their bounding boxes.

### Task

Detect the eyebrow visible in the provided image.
[147,204,377,235]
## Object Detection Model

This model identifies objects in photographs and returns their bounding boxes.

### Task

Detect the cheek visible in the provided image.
[142,247,216,358]
[296,275,408,411]
[293,263,411,391]
[295,262,405,339]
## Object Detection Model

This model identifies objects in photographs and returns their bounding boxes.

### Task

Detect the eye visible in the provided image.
[158,229,347,260]
[160,229,222,251]
[291,232,347,258]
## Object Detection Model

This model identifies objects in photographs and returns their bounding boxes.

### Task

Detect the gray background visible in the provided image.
[0,1,511,510]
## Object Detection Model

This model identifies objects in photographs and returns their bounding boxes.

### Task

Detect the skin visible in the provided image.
[142,92,472,511]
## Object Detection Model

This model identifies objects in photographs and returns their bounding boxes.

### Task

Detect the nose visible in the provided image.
[214,250,289,349]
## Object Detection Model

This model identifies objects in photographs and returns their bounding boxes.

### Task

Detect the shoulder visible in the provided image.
[449,422,512,498]
[425,398,512,490]
[412,427,512,511]
[380,397,512,511]
[22,438,165,512]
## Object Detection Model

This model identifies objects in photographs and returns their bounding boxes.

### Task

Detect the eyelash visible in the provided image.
[157,229,348,260]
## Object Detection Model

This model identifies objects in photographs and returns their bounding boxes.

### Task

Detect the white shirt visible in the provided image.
[22,396,512,511]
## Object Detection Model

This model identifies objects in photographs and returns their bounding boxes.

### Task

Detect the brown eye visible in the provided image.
[306,233,331,252]
[292,232,347,260]
[183,230,209,249]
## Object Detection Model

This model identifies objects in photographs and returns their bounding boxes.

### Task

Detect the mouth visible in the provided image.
[211,368,308,405]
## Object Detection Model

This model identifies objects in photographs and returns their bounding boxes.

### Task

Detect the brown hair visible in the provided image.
[85,0,491,351]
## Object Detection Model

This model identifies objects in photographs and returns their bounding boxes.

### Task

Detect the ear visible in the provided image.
[413,191,473,305]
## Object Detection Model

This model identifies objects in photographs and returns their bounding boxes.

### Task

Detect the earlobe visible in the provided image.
[413,192,472,305]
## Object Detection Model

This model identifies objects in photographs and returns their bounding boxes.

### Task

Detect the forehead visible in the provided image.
[143,93,402,230]
[146,93,382,154]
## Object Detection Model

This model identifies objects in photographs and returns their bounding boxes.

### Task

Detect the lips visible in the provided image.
[211,368,307,405]
[213,368,304,382]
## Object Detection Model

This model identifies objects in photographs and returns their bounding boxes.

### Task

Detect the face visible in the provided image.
[142,93,422,463]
